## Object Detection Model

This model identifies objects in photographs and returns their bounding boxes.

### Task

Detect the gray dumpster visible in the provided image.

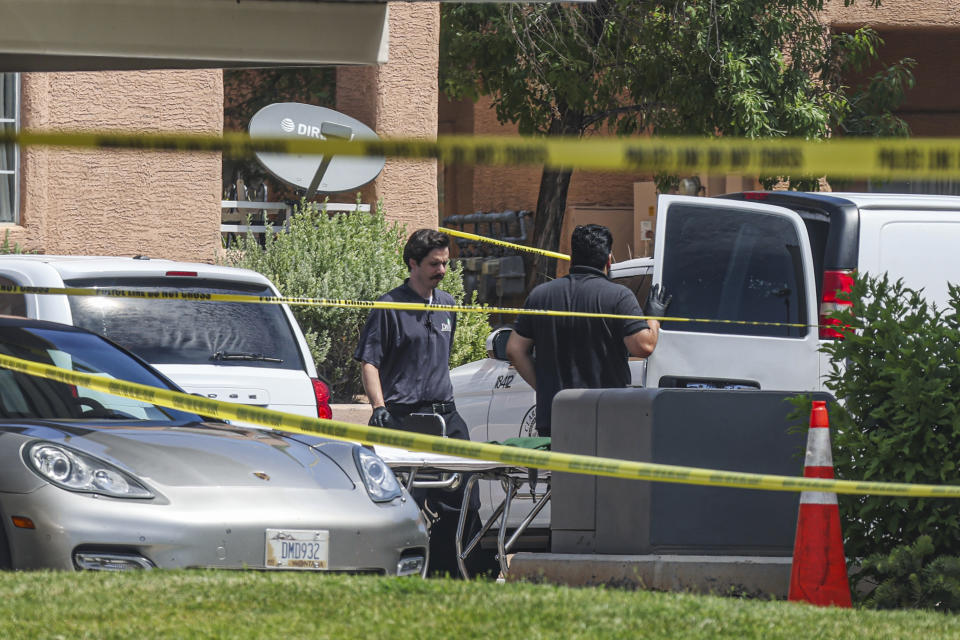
[551,388,834,556]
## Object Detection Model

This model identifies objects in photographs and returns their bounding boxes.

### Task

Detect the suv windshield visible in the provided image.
[0,324,201,422]
[65,278,304,370]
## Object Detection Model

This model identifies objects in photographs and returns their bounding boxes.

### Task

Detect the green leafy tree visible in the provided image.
[441,1,914,284]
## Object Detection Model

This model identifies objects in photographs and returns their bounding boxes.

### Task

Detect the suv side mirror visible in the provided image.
[486,328,512,361]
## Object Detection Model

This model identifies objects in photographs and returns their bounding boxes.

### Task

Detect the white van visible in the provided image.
[648,192,960,392]
[0,255,331,418]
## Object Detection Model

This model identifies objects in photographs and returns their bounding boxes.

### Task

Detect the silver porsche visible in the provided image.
[0,316,428,575]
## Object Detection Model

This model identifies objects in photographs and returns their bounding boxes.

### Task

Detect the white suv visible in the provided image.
[0,255,331,419]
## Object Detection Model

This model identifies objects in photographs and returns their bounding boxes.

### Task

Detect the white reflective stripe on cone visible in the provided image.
[804,428,834,467]
[799,491,838,505]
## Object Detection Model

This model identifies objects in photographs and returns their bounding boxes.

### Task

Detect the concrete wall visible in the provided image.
[824,0,960,28]
[822,2,960,192]
[832,28,960,138]
[13,69,222,260]
[336,2,440,233]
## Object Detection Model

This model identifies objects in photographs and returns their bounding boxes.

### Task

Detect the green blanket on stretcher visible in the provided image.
[487,436,550,450]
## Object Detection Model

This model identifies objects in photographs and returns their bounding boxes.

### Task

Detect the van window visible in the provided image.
[64,277,305,370]
[661,205,808,338]
[0,275,25,316]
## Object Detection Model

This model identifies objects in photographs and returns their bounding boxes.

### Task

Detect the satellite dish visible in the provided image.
[248,103,385,196]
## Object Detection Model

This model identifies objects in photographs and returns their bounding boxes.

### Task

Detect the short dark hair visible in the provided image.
[570,224,613,269]
[403,228,450,270]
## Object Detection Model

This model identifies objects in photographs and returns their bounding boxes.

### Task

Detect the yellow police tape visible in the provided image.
[0,283,813,330]
[0,351,956,498]
[6,129,960,178]
[440,227,571,261]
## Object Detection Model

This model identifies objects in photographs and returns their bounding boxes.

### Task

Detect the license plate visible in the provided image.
[265,529,329,570]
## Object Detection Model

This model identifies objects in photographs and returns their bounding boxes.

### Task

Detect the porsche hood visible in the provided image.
[9,421,356,490]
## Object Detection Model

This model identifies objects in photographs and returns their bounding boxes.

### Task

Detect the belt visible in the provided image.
[388,400,456,415]
[425,401,456,415]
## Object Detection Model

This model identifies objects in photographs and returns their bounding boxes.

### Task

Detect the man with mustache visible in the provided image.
[355,228,482,576]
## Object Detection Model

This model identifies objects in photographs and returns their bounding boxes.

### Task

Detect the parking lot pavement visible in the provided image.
[331,403,373,425]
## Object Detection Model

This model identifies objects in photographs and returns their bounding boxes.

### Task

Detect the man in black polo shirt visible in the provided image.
[354,228,482,575]
[506,224,671,436]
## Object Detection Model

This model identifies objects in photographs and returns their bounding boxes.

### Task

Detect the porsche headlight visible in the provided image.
[25,442,153,499]
[353,446,402,503]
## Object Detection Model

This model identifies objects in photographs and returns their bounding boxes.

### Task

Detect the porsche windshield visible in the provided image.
[0,324,201,422]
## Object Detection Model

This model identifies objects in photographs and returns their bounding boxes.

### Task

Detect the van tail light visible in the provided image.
[312,377,332,419]
[820,269,854,339]
[743,192,768,201]
[164,271,198,277]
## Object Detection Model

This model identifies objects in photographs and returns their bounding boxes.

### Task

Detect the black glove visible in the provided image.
[644,284,672,318]
[369,406,395,428]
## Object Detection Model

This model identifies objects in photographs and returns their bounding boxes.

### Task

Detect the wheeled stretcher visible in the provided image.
[375,430,551,579]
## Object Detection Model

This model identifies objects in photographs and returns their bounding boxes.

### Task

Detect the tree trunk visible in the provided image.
[526,167,573,288]
[525,110,583,289]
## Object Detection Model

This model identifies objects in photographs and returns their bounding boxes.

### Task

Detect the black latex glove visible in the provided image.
[369,406,395,428]
[644,284,673,318]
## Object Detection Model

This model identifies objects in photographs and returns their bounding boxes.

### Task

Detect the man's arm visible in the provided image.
[505,331,537,390]
[625,283,671,358]
[361,362,386,408]
[361,361,396,427]
[624,320,659,358]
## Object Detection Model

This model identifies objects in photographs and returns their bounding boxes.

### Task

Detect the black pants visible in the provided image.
[387,403,486,577]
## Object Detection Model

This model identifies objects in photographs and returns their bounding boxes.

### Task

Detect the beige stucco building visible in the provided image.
[1,3,440,261]
[7,70,223,260]
[1,1,958,261]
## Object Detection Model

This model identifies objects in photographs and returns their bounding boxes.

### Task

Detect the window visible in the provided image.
[868,178,960,196]
[0,73,18,223]
[661,205,808,338]
[0,325,198,422]
[65,277,305,370]
[0,276,25,317]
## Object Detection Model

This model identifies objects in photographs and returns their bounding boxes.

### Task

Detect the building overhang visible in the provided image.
[0,0,391,71]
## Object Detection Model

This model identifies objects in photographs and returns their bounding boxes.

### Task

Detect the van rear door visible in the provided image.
[646,195,820,391]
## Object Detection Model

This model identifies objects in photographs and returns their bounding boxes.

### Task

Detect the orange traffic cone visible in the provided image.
[788,400,852,607]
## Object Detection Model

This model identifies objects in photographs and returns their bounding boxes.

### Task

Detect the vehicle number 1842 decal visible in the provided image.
[494,374,514,390]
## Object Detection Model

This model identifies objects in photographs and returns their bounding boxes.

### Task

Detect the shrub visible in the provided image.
[222,200,490,402]
[437,262,490,367]
[859,536,960,612]
[0,230,33,254]
[818,274,960,563]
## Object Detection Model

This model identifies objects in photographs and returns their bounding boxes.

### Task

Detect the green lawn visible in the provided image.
[0,571,954,639]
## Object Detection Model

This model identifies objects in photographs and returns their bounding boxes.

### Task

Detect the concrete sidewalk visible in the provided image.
[507,553,793,597]
[330,403,372,425]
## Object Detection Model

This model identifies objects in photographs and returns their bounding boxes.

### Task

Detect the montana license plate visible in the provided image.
[265,529,329,569]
